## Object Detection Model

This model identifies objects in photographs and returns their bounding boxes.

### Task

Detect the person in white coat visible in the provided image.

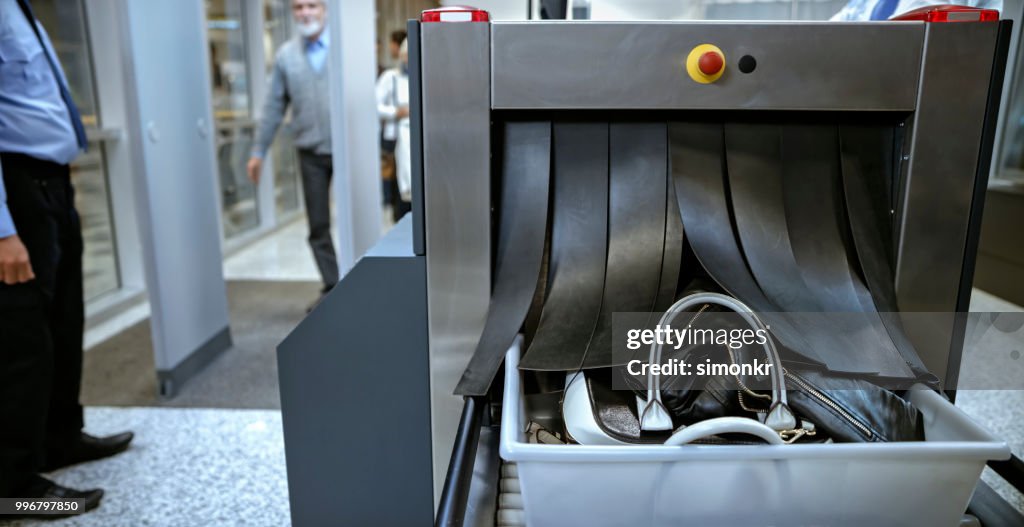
[376,39,411,220]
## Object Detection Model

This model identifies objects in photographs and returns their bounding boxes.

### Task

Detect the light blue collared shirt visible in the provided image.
[0,2,81,237]
[305,28,329,73]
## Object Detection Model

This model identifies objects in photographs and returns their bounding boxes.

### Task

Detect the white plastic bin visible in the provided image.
[499,337,1011,527]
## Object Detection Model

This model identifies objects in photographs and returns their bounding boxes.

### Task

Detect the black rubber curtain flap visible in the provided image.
[458,119,927,394]
[581,123,669,369]
[777,125,913,378]
[672,122,915,379]
[725,124,812,311]
[656,159,684,314]
[668,122,825,370]
[780,125,870,313]
[726,123,885,376]
[455,122,551,396]
[521,122,676,371]
[519,123,609,371]
[840,126,934,382]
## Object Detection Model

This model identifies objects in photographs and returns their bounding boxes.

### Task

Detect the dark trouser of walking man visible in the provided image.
[297,149,340,289]
[247,0,339,310]
[0,0,133,514]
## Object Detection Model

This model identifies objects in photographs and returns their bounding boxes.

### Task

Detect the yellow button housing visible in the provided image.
[686,44,726,84]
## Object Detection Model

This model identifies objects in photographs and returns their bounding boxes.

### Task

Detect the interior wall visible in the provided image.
[377,0,440,69]
[328,0,385,275]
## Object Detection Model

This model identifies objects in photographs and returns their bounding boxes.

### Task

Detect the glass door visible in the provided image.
[264,0,302,219]
[208,0,262,239]
[34,0,121,303]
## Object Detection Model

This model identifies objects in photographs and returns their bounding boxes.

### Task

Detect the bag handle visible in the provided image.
[640,292,796,433]
[663,417,785,446]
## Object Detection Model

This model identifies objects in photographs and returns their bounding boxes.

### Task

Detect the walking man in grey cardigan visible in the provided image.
[247,0,338,303]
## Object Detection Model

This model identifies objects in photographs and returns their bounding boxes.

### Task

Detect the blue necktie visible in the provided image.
[870,0,900,20]
[16,0,88,151]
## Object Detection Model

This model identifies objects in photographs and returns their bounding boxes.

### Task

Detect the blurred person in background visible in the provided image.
[247,0,338,308]
[386,28,405,67]
[832,0,1001,19]
[376,38,411,220]
[0,0,133,512]
[378,29,406,223]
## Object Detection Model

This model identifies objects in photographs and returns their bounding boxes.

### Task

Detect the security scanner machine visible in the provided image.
[277,5,1024,526]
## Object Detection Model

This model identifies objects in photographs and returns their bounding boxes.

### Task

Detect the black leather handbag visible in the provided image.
[565,291,925,445]
[645,293,925,443]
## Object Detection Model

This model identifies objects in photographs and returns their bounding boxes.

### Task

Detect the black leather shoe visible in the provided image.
[8,476,104,518]
[43,431,134,472]
[307,290,330,314]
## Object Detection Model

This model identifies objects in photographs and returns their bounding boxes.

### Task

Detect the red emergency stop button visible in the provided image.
[686,44,726,84]
[698,51,724,76]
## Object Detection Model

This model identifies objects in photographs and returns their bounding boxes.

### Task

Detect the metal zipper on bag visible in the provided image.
[695,302,765,403]
[737,389,767,414]
[728,347,771,403]
[784,369,873,440]
[689,304,709,325]
[724,320,771,414]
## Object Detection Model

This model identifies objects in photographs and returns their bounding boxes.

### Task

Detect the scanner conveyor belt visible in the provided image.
[455,118,930,396]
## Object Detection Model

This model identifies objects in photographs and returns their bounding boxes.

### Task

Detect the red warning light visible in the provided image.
[421,6,490,23]
[891,5,998,22]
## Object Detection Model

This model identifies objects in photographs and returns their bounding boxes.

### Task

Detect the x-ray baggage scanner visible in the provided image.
[277,6,1021,526]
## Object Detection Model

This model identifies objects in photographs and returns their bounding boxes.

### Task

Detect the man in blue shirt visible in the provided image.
[0,0,132,511]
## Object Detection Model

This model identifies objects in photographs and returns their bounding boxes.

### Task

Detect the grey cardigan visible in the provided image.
[253,37,332,157]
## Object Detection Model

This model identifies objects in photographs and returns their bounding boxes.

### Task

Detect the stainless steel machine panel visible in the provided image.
[896,21,1001,388]
[420,21,492,507]
[491,22,925,111]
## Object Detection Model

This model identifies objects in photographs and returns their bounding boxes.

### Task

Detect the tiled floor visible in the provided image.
[221,220,322,283]
[215,206,395,283]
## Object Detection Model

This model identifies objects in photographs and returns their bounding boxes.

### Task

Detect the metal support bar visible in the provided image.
[988,454,1024,495]
[966,479,1024,527]
[436,397,485,527]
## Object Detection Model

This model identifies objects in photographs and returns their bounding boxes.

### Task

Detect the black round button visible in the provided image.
[738,55,756,74]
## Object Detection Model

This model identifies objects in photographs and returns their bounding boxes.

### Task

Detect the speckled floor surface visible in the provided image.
[958,289,1024,514]
[0,407,290,527]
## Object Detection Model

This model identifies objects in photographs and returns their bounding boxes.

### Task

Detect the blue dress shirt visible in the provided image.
[0,1,82,237]
[305,28,329,73]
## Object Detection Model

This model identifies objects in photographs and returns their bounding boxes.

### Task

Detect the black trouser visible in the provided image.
[297,150,339,290]
[0,153,85,496]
